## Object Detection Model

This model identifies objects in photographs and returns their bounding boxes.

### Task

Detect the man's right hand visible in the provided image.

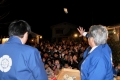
[77,26,85,37]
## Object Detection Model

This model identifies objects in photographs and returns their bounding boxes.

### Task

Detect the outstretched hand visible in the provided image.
[77,26,85,37]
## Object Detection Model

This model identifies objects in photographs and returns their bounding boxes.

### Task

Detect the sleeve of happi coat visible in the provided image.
[28,49,48,80]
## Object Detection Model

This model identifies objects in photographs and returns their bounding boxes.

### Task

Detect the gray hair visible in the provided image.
[89,25,108,46]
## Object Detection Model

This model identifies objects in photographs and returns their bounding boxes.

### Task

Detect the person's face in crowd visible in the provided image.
[65,50,69,54]
[81,46,85,52]
[58,46,62,50]
[47,44,50,47]
[54,48,57,52]
[73,55,77,61]
[55,60,59,65]
[69,55,73,61]
[50,46,53,50]
[44,64,49,69]
[79,44,82,47]
[48,61,52,66]
[44,53,48,58]
[61,52,65,58]
[70,46,73,50]
[64,55,68,60]
[54,53,58,58]
[118,64,120,69]
[64,63,69,68]
[42,57,46,63]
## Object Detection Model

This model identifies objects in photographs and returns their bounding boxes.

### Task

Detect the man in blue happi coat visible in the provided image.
[0,20,48,80]
[77,25,113,80]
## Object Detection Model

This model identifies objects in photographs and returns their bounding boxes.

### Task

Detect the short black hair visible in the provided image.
[8,20,31,38]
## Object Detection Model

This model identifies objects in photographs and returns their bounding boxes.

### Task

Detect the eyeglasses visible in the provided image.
[86,33,92,38]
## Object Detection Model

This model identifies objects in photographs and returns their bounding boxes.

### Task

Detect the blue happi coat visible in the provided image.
[80,44,113,80]
[0,36,48,80]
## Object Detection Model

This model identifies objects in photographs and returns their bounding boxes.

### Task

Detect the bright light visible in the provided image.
[63,8,68,14]
[113,28,116,34]
[2,38,9,44]
[113,31,116,34]
[40,36,42,39]
[74,34,78,37]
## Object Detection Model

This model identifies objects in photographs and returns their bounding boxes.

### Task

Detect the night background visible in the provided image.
[1,0,120,40]
[2,0,120,78]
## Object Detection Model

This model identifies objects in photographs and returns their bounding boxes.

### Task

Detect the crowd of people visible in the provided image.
[32,38,88,78]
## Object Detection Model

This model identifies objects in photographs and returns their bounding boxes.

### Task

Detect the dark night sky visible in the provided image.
[1,0,120,39]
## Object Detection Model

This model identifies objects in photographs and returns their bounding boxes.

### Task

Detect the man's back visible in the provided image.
[0,36,48,80]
